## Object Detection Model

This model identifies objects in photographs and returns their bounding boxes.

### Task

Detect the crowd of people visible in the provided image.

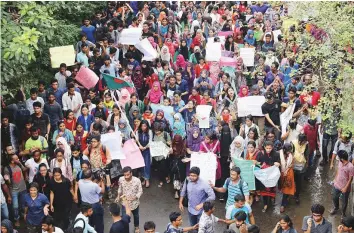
[1,1,354,233]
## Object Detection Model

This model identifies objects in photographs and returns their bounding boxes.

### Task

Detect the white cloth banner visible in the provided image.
[206,42,222,62]
[240,48,255,66]
[196,105,212,128]
[253,166,280,187]
[237,96,265,117]
[119,28,142,45]
[190,152,217,185]
[101,132,126,160]
[280,103,296,134]
[135,38,158,61]
[150,141,170,158]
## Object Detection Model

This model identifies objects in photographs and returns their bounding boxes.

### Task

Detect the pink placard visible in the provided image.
[220,56,236,67]
[120,139,145,169]
[75,67,99,89]
[218,31,233,37]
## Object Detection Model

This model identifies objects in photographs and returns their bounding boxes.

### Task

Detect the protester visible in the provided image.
[302,204,332,233]
[271,215,297,233]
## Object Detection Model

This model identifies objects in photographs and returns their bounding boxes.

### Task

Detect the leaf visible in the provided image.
[3,52,10,59]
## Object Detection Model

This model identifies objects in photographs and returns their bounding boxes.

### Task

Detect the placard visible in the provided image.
[101,132,125,160]
[135,38,158,61]
[280,103,296,134]
[239,48,255,67]
[206,42,222,62]
[49,45,76,68]
[253,166,280,188]
[233,158,255,190]
[237,96,265,117]
[196,105,212,128]
[190,152,217,185]
[119,28,142,45]
[218,31,233,37]
[75,66,99,89]
[220,56,236,68]
[120,139,145,169]
[150,141,170,158]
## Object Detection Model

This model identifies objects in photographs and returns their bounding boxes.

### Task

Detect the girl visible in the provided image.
[244,29,256,47]
[91,99,109,121]
[103,92,114,113]
[125,93,145,116]
[107,104,121,132]
[137,120,153,188]
[172,113,186,139]
[73,123,88,152]
[33,163,51,199]
[186,127,203,155]
[238,85,249,97]
[174,54,187,71]
[50,148,73,182]
[225,35,235,52]
[222,87,238,116]
[131,66,144,95]
[239,115,261,140]
[256,141,281,212]
[271,215,297,233]
[280,143,295,213]
[183,62,196,92]
[219,122,233,199]
[152,110,172,134]
[118,89,131,109]
[52,121,74,145]
[230,136,245,167]
[261,127,282,151]
[199,132,222,181]
[117,119,131,143]
[170,135,187,199]
[64,110,77,132]
[142,106,154,126]
[245,141,261,203]
[55,137,72,160]
[245,127,260,150]
[176,39,190,61]
[70,145,89,180]
[146,81,163,104]
[188,88,201,106]
[77,104,94,132]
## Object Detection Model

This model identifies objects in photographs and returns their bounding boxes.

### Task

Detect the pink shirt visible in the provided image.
[334,161,354,190]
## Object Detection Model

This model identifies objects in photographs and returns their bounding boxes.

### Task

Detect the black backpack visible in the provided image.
[68,218,86,233]
[15,103,30,131]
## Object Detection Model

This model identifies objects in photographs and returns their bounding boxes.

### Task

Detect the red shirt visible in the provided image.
[195,64,210,78]
[303,124,318,151]
[300,91,321,106]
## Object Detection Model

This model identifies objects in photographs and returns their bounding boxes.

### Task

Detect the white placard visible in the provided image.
[49,45,76,68]
[272,30,282,43]
[119,28,142,45]
[196,105,212,128]
[240,48,255,67]
[206,42,222,62]
[150,141,170,158]
[253,166,280,187]
[237,96,265,117]
[280,103,296,134]
[135,38,158,61]
[190,152,217,185]
[101,132,126,160]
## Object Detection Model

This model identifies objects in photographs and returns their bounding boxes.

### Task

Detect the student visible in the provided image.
[41,215,64,233]
[109,200,131,233]
[165,212,198,233]
[73,202,97,233]
[198,201,226,233]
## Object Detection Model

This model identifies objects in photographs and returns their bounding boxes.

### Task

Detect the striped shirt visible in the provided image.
[223,179,250,209]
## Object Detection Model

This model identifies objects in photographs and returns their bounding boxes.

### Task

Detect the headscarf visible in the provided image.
[175,54,186,70]
[119,89,131,107]
[193,46,202,61]
[221,111,231,124]
[230,136,245,159]
[172,134,186,157]
[148,81,163,104]
[238,85,249,97]
[132,66,143,89]
[118,119,130,139]
[128,105,140,119]
[220,124,233,157]
[159,11,167,22]
[191,35,202,49]
[236,57,244,72]
[1,219,15,233]
[186,127,203,152]
[164,38,175,56]
[234,30,244,44]
[160,45,171,62]
[148,36,157,49]
[56,137,71,159]
[153,109,170,132]
[146,73,159,89]
[173,113,186,138]
[179,39,189,60]
[244,29,256,46]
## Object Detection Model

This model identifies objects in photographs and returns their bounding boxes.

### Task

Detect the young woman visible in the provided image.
[125,93,145,116]
[103,92,114,113]
[256,141,281,212]
[244,127,260,152]
[55,137,72,160]
[50,148,73,182]
[49,167,73,230]
[24,182,49,233]
[172,113,186,139]
[199,132,222,181]
[33,163,51,199]
[229,136,245,167]
[170,134,187,199]
[271,215,297,233]
[73,123,88,152]
[70,145,89,179]
[245,141,261,203]
[152,110,172,134]
[63,110,77,132]
[222,87,238,117]
[280,143,295,213]
[91,99,109,121]
[117,119,131,143]
[142,105,155,126]
[77,104,94,132]
[137,120,153,188]
[107,104,121,132]
[146,81,164,104]
[183,62,196,92]
[52,121,74,145]
[261,127,282,151]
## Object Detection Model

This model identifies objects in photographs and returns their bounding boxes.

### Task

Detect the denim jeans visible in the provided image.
[188,211,201,226]
[11,190,26,220]
[1,203,9,220]
[141,150,151,180]
[332,187,350,214]
[89,202,104,233]
[322,133,338,162]
[122,205,140,227]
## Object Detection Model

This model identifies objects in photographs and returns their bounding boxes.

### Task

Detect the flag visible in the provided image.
[102,73,133,90]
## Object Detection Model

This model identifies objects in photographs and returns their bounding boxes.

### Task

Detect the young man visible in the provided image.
[261,91,282,134]
[198,201,226,233]
[25,149,49,183]
[179,166,215,226]
[31,101,50,138]
[37,80,48,101]
[144,221,157,233]
[165,212,198,233]
[62,83,83,118]
[109,200,131,233]
[338,216,354,233]
[22,126,49,160]
[3,152,27,227]
[26,88,45,114]
[210,166,250,209]
[330,132,354,170]
[1,113,20,154]
[44,92,63,133]
[265,61,284,86]
[225,195,255,225]
[302,204,332,233]
[116,166,143,233]
[81,18,96,43]
[73,202,97,233]
[229,211,251,233]
[48,79,66,107]
[42,215,64,233]
[54,63,72,89]
[76,43,89,67]
[330,150,354,218]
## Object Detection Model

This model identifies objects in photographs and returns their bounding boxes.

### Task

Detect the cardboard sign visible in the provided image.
[191,152,217,185]
[119,28,142,45]
[135,38,158,61]
[237,96,265,117]
[120,139,145,169]
[206,42,222,62]
[75,66,99,89]
[196,105,212,128]
[101,132,125,160]
[239,48,255,67]
[49,45,76,68]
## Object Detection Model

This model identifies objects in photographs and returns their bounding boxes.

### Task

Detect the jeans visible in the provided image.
[1,203,9,220]
[122,205,139,227]
[89,202,104,233]
[188,211,201,226]
[11,190,26,220]
[322,133,338,162]
[141,150,151,180]
[294,170,304,199]
[332,187,350,215]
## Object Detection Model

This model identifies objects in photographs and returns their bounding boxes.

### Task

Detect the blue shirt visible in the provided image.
[177,79,189,102]
[77,115,94,131]
[223,179,250,209]
[24,193,49,226]
[180,178,215,215]
[265,71,284,86]
[48,88,65,107]
[77,52,89,67]
[226,204,252,224]
[81,25,96,43]
[78,179,101,204]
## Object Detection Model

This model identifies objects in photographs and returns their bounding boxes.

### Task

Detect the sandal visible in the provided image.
[145,180,150,188]
[142,180,146,186]
[158,182,163,188]
[262,206,268,213]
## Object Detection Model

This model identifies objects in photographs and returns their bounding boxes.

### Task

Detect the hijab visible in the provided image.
[118,119,130,139]
[238,85,249,97]
[148,81,163,104]
[234,30,244,44]
[220,124,233,157]
[244,29,256,46]
[186,127,203,152]
[160,45,171,62]
[164,38,175,55]
[1,219,16,233]
[56,137,71,159]
[119,88,131,107]
[132,66,143,89]
[175,54,187,69]
[148,36,157,49]
[172,134,186,157]
[173,113,186,138]
[179,39,189,60]
[230,136,245,159]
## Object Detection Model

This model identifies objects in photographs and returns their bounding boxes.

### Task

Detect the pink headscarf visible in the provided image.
[238,85,249,97]
[148,37,157,49]
[148,81,163,104]
[175,54,186,69]
[119,88,131,107]
[164,38,175,56]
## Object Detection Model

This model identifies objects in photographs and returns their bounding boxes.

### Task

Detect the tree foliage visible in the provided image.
[289,2,354,133]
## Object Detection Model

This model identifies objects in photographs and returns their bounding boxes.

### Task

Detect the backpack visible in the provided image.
[225,177,245,197]
[337,141,354,156]
[88,145,107,165]
[68,218,86,233]
[15,103,30,131]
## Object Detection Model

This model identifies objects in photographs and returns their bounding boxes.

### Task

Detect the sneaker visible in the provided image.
[329,208,339,215]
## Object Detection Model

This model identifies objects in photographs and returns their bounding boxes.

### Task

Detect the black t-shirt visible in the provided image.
[261,99,282,127]
[49,177,72,210]
[31,113,50,137]
[110,214,130,233]
[142,31,154,39]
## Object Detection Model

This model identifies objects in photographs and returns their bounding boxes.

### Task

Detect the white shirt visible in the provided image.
[0,174,5,204]
[25,158,49,183]
[74,212,97,233]
[42,227,64,233]
[62,91,83,118]
[26,97,45,114]
[54,71,72,89]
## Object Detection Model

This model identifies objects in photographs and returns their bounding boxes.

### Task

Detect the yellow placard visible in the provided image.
[49,45,76,68]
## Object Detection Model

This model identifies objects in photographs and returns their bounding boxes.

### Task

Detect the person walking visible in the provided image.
[198,201,226,233]
[116,166,143,233]
[73,202,96,233]
[109,200,131,233]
